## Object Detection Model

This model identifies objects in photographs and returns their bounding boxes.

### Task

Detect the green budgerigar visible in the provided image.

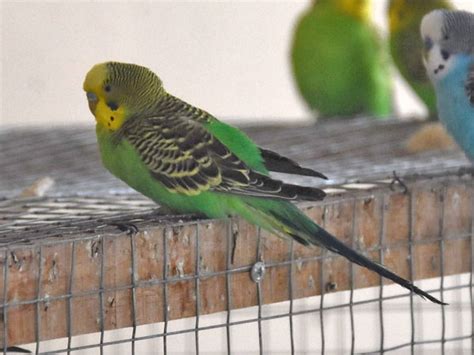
[389,0,453,119]
[291,0,392,118]
[83,61,442,304]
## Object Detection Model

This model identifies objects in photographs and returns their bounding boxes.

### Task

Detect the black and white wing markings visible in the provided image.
[120,115,326,201]
[259,148,327,179]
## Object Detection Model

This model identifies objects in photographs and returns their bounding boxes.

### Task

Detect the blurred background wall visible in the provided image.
[1,0,474,128]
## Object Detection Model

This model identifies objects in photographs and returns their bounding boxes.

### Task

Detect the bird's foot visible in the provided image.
[110,222,139,236]
[153,206,178,216]
[389,170,409,194]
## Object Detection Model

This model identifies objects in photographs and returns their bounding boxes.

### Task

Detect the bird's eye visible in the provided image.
[424,37,433,51]
[104,85,111,92]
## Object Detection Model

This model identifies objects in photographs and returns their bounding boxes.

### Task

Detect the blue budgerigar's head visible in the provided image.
[421,10,474,82]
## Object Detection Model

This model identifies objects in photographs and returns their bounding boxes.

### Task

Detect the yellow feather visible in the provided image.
[83,63,127,132]
[94,100,126,132]
[336,0,371,21]
[388,0,406,33]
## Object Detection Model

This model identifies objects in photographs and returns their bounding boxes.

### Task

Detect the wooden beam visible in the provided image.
[0,174,472,346]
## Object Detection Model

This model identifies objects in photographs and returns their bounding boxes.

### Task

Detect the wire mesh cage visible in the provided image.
[0,119,473,354]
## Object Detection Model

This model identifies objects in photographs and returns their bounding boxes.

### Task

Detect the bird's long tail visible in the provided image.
[239,198,445,305]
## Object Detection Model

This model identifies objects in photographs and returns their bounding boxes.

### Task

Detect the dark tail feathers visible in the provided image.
[268,202,446,305]
[260,148,327,179]
[312,226,445,305]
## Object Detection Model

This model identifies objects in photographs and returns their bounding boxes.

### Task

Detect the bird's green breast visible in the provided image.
[96,124,235,218]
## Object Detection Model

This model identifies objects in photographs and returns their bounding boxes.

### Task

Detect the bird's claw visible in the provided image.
[389,171,409,194]
[111,222,139,236]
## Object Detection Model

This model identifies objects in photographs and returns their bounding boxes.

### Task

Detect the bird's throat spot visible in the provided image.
[94,100,125,132]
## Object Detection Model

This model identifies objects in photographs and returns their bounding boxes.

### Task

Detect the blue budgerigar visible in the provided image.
[421,9,474,159]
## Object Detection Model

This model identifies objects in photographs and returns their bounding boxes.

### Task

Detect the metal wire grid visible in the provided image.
[0,120,471,200]
[319,213,327,355]
[0,122,471,354]
[0,194,155,218]
[226,222,235,354]
[0,181,472,354]
[0,248,472,354]
[2,245,473,354]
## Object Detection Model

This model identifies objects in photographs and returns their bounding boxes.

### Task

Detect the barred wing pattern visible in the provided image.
[118,115,326,201]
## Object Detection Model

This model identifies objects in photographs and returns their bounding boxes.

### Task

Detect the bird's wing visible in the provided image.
[465,63,474,106]
[119,115,326,201]
[259,148,327,179]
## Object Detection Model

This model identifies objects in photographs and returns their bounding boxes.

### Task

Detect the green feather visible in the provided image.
[204,119,267,174]
[291,1,393,118]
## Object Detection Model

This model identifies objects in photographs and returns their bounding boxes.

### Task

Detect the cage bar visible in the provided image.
[0,173,471,348]
[0,120,473,353]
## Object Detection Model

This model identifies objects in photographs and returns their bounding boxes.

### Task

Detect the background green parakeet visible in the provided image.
[389,0,457,153]
[291,0,393,119]
[83,61,442,304]
[388,0,453,119]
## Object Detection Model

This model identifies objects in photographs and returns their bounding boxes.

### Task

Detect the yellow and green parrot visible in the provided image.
[291,0,392,119]
[388,0,453,119]
[83,61,442,304]
[389,0,457,153]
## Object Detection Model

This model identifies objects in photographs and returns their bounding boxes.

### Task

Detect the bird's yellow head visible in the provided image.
[83,62,165,132]
[316,0,371,21]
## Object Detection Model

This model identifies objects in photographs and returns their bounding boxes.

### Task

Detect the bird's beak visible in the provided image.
[86,92,98,114]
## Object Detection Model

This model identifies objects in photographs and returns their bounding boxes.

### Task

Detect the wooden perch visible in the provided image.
[0,172,472,347]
